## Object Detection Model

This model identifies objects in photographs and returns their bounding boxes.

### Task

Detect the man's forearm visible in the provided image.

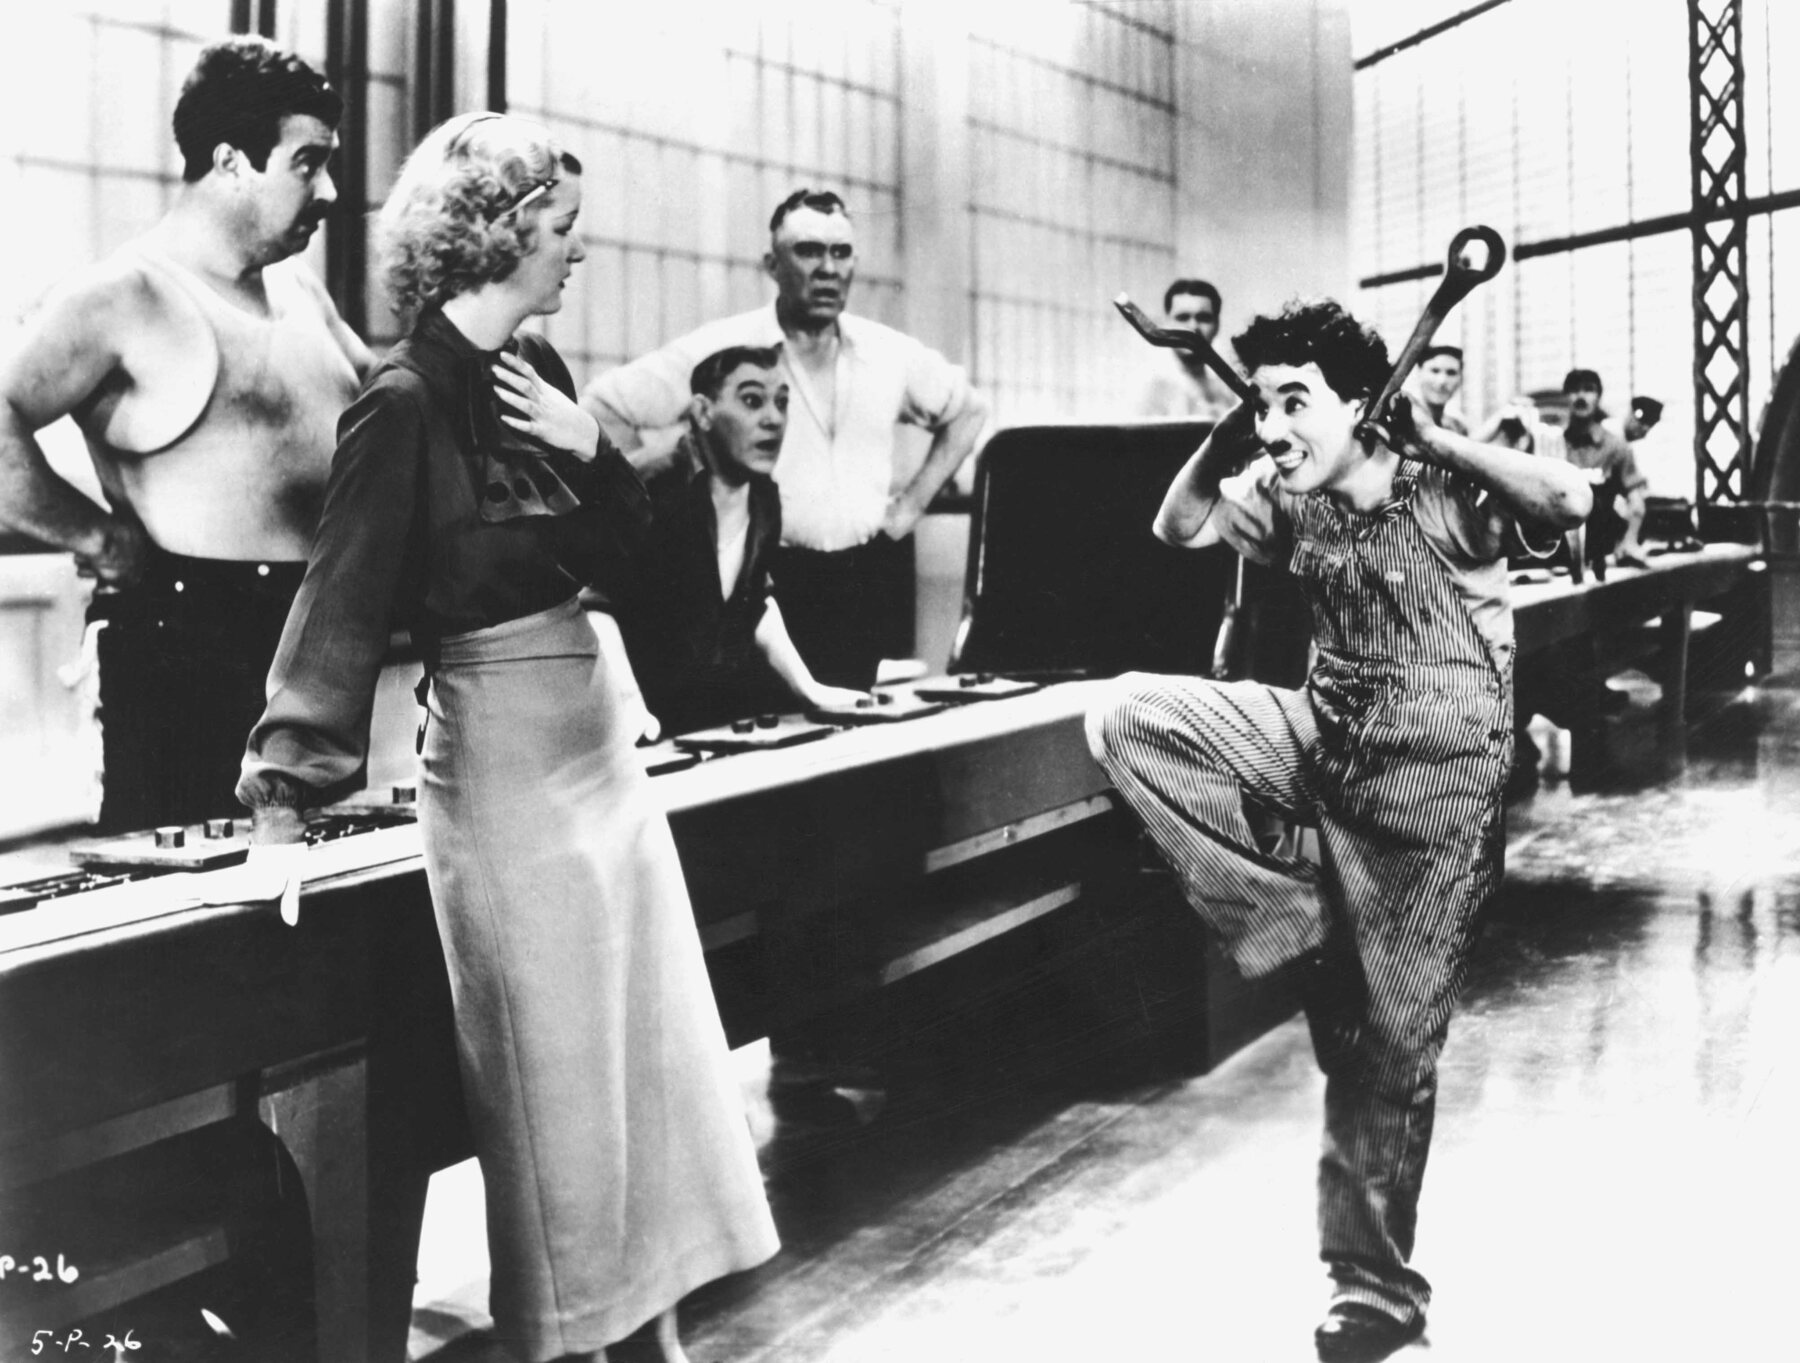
[1154,446,1230,546]
[579,345,699,463]
[1622,488,1648,544]
[1421,427,1592,531]
[1469,410,1508,444]
[0,415,116,557]
[580,388,690,477]
[1155,426,1257,548]
[1152,399,1261,547]
[581,389,645,454]
[755,599,823,702]
[897,399,988,519]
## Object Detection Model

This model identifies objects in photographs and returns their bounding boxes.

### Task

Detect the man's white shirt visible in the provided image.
[584,302,974,551]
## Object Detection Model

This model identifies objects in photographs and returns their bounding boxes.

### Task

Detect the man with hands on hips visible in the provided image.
[1087,300,1589,1362]
[0,37,369,835]
[582,188,989,689]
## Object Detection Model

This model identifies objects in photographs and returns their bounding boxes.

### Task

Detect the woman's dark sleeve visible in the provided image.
[237,378,426,811]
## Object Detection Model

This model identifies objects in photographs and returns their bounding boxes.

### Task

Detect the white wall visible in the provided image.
[1176,0,1356,338]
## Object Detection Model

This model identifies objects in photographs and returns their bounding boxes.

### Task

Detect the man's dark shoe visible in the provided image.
[1314,1302,1424,1361]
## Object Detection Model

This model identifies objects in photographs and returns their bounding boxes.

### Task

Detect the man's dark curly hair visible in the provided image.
[173,37,342,183]
[1232,299,1391,403]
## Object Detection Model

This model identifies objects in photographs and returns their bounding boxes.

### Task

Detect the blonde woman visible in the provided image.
[237,112,778,1362]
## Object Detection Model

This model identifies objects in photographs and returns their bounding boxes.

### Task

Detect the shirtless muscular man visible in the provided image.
[0,37,371,831]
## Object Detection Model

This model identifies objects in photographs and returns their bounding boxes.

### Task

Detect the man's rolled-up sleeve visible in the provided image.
[898,336,974,430]
[580,339,698,447]
[1416,464,1560,563]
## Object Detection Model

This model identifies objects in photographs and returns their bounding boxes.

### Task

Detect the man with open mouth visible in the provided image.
[1087,299,1591,1362]
[613,343,868,739]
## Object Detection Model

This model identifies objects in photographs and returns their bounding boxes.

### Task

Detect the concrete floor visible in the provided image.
[410,685,1800,1362]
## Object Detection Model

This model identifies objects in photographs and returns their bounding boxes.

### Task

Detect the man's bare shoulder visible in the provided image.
[2,240,221,453]
[12,246,168,344]
[0,247,182,414]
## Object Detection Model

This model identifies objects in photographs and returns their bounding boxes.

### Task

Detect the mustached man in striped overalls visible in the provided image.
[1088,300,1591,1362]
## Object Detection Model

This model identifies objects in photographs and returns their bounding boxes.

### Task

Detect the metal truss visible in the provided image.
[1688,0,1751,507]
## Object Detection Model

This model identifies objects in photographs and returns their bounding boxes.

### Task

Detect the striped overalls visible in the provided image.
[1088,466,1513,1323]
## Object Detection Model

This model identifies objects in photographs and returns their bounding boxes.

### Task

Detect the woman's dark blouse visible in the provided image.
[238,309,650,810]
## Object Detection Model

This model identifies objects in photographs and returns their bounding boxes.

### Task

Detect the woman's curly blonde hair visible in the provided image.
[378,112,582,324]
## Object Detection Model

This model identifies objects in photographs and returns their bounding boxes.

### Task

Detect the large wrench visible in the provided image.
[1354,225,1507,445]
[1113,294,1259,406]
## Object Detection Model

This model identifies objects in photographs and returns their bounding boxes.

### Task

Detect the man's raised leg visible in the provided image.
[1086,673,1331,978]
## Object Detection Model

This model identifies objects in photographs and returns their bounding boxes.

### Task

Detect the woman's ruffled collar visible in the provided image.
[409,309,582,523]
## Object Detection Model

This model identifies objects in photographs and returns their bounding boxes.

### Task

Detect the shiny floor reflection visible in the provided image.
[415,690,1800,1363]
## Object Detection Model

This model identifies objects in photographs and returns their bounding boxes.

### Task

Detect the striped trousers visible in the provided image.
[1088,670,1509,1322]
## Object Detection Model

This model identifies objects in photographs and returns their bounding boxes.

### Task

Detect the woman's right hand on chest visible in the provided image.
[493,351,600,459]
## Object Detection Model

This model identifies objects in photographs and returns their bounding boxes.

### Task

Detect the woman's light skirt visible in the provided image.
[419,596,778,1359]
